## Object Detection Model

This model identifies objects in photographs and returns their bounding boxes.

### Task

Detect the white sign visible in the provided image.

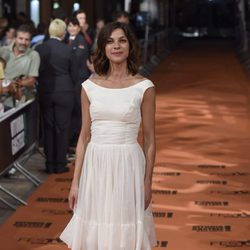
[10,115,24,138]
[12,131,25,155]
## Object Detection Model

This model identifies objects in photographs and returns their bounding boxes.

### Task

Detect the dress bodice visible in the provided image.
[82,79,154,144]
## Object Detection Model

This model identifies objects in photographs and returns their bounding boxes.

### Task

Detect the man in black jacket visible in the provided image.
[35,19,77,174]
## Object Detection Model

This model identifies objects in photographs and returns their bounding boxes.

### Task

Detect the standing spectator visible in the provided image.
[35,19,77,174]
[115,10,130,24]
[0,24,40,100]
[85,18,106,73]
[73,9,95,46]
[66,17,91,148]
[0,25,16,46]
[91,18,105,52]
[43,8,69,43]
[115,10,137,38]
[31,22,47,48]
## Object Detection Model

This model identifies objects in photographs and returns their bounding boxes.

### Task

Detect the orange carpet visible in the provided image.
[0,39,249,250]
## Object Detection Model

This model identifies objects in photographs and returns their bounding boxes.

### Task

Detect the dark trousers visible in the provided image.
[69,78,87,147]
[40,92,74,172]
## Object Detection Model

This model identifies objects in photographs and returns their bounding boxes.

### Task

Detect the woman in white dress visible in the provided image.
[60,21,157,250]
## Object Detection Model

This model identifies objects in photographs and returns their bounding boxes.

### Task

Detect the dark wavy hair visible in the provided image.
[68,17,80,26]
[93,22,140,76]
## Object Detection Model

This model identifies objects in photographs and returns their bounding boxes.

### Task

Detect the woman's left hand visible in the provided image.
[144,180,152,210]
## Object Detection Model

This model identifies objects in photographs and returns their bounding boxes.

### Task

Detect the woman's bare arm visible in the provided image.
[141,87,156,209]
[69,88,91,210]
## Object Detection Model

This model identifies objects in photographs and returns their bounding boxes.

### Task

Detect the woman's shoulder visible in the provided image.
[88,74,104,84]
[131,74,147,83]
[133,74,154,85]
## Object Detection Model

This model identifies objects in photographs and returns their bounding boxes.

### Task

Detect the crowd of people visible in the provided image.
[0,9,140,174]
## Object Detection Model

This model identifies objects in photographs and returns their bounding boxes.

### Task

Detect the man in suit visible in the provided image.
[35,19,77,174]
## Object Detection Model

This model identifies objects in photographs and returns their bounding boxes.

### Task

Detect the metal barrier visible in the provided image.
[0,99,42,210]
[139,29,170,77]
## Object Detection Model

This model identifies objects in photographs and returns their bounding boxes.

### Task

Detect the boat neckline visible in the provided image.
[87,78,149,90]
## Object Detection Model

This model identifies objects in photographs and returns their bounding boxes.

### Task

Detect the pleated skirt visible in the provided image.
[60,142,157,250]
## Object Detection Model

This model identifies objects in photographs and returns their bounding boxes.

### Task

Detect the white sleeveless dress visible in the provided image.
[60,79,157,250]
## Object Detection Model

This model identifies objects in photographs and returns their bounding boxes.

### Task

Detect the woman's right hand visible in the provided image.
[68,184,79,211]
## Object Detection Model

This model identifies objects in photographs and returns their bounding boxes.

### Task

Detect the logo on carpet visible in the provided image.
[36,197,68,203]
[209,172,250,176]
[210,190,250,195]
[210,240,250,247]
[210,212,250,218]
[18,237,64,245]
[153,212,173,218]
[14,221,52,228]
[152,190,178,195]
[198,164,226,169]
[154,172,181,176]
[194,201,229,206]
[41,209,72,215]
[192,225,231,232]
[196,180,227,185]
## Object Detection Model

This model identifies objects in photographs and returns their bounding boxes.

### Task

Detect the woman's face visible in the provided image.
[76,13,87,27]
[96,20,105,30]
[6,28,15,39]
[67,23,80,37]
[105,28,129,64]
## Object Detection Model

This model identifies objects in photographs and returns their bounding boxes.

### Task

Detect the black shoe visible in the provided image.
[54,166,69,174]
[3,168,17,178]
